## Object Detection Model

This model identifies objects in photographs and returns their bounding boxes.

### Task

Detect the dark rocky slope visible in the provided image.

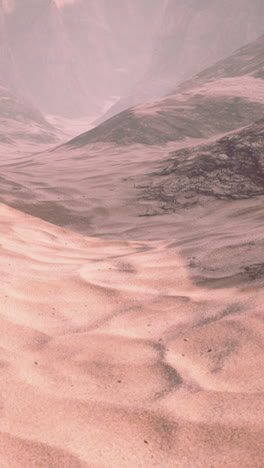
[140,119,264,211]
[65,35,264,147]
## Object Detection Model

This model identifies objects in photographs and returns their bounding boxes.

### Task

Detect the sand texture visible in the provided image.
[0,202,263,467]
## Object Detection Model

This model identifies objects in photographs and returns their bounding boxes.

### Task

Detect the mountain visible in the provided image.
[0,82,54,141]
[0,1,15,84]
[176,31,264,91]
[98,0,264,123]
[2,0,166,118]
[0,76,61,151]
[0,2,61,149]
[4,0,264,121]
[67,34,264,147]
[0,34,263,238]
[60,0,165,104]
[4,0,92,117]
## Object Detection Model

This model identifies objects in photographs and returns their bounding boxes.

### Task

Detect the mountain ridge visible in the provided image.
[64,34,264,148]
[98,0,264,124]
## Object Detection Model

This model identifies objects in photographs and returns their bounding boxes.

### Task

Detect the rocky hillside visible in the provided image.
[140,119,264,212]
[0,79,59,146]
[99,0,264,123]
[65,35,264,147]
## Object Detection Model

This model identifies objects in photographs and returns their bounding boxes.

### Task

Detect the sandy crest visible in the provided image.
[0,202,263,467]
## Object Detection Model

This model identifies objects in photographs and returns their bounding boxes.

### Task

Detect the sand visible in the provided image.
[0,202,263,467]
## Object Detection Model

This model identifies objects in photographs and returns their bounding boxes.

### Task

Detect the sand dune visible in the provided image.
[1,5,264,467]
[0,202,263,467]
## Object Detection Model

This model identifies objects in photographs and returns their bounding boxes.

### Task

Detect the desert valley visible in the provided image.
[0,1,264,467]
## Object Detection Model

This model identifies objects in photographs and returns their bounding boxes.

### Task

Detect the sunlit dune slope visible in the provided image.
[0,202,263,467]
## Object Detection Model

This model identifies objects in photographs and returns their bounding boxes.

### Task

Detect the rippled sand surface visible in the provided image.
[0,202,263,467]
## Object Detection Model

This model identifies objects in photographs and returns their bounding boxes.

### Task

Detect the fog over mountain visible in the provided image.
[1,0,166,117]
[99,0,264,123]
[0,2,15,83]
[0,80,58,147]
[0,1,61,148]
[2,0,264,121]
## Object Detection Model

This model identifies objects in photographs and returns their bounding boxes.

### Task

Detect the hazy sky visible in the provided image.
[2,0,78,12]
[2,0,15,14]
[54,0,79,7]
